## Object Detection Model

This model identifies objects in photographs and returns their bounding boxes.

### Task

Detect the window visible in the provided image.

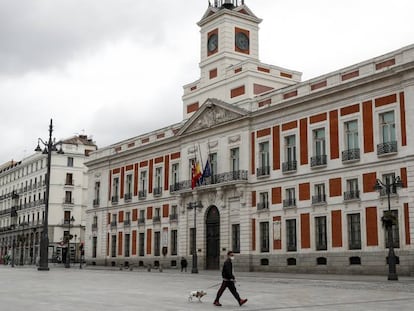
[124,234,130,257]
[171,230,178,255]
[283,135,297,172]
[154,231,161,256]
[111,235,117,257]
[286,219,297,251]
[230,148,240,172]
[139,171,147,198]
[139,209,145,221]
[312,184,326,204]
[260,222,269,253]
[232,224,240,253]
[139,233,145,256]
[315,216,327,250]
[154,167,162,195]
[384,210,400,248]
[209,153,218,183]
[64,191,72,204]
[67,157,74,167]
[154,208,161,223]
[311,128,326,166]
[112,177,119,203]
[64,211,71,224]
[258,192,269,210]
[283,188,296,207]
[347,213,361,249]
[343,120,360,161]
[125,211,131,226]
[344,178,359,200]
[380,111,396,143]
[378,111,397,155]
[65,173,73,185]
[381,173,397,196]
[171,163,179,190]
[258,142,270,176]
[125,174,133,200]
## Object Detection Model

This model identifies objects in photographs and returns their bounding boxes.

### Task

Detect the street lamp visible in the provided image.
[18,223,26,266]
[187,201,203,273]
[374,175,403,281]
[65,216,75,268]
[35,119,64,271]
[11,237,15,268]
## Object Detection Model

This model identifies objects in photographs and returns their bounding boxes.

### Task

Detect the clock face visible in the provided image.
[235,32,249,51]
[207,34,218,52]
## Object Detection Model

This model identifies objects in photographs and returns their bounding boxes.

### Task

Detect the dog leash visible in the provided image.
[206,282,222,289]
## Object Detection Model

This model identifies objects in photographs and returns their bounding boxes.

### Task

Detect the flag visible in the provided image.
[191,161,202,189]
[200,159,211,184]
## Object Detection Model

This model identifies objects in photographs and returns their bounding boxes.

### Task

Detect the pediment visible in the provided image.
[177,99,248,136]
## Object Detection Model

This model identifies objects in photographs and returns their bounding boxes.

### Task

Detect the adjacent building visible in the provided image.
[85,1,414,275]
[0,135,97,265]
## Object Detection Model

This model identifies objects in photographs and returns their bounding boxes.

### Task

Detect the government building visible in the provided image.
[85,0,414,275]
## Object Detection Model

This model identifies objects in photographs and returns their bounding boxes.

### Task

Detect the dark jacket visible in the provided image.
[221,258,235,280]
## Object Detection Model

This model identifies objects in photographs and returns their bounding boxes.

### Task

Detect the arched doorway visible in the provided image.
[206,205,220,269]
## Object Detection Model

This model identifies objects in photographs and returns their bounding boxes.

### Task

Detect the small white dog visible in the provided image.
[188,290,207,302]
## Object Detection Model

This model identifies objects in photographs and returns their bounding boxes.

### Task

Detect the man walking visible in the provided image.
[214,251,248,307]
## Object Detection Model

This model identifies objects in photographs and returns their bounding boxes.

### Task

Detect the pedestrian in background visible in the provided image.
[213,251,247,307]
[180,257,188,272]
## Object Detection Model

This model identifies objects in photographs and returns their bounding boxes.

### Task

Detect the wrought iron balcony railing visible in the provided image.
[138,218,145,225]
[93,199,100,207]
[153,216,161,223]
[310,155,327,167]
[312,194,326,205]
[343,190,360,201]
[124,219,131,227]
[342,148,360,162]
[283,199,296,208]
[377,141,397,156]
[282,161,297,173]
[257,201,269,210]
[256,166,270,177]
[110,221,117,229]
[169,214,178,221]
[169,170,248,192]
[153,187,162,197]
[91,223,98,231]
[111,196,119,204]
[124,193,132,201]
[138,190,147,199]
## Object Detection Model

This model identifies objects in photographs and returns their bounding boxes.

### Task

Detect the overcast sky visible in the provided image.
[1,0,413,164]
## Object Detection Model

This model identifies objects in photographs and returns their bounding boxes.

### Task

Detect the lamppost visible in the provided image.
[374,175,403,281]
[187,201,203,274]
[65,216,75,268]
[11,237,15,268]
[35,119,64,271]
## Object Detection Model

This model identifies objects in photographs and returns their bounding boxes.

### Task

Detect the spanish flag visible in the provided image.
[191,161,202,189]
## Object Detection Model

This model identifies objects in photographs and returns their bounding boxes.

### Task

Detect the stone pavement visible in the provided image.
[1,265,414,311]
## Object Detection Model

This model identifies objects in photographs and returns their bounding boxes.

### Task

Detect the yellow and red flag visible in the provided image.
[191,161,202,189]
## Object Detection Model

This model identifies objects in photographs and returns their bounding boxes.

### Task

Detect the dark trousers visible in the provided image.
[214,280,241,302]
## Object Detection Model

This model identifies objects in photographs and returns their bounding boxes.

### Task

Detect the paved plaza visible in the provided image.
[1,265,414,311]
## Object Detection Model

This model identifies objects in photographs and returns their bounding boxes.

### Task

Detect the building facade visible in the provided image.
[0,135,97,265]
[85,1,414,275]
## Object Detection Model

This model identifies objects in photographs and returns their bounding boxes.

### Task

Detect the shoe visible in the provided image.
[239,298,248,306]
[213,301,222,307]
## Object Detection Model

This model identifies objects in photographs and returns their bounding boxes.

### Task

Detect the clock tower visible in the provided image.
[182,1,301,119]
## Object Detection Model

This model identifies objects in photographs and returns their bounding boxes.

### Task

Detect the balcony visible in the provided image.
[343,190,360,201]
[138,218,145,225]
[153,187,162,197]
[124,193,132,202]
[111,195,119,204]
[169,214,178,222]
[63,199,74,205]
[153,216,161,224]
[377,141,397,156]
[342,148,360,162]
[110,221,117,229]
[124,219,131,227]
[310,155,327,168]
[312,194,326,205]
[91,223,98,231]
[282,161,297,173]
[93,199,100,207]
[283,199,296,208]
[64,179,74,186]
[379,187,398,197]
[138,190,147,200]
[169,170,248,192]
[257,201,269,210]
[256,166,270,177]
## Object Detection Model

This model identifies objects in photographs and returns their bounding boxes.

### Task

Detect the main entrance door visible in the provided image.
[206,206,220,270]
